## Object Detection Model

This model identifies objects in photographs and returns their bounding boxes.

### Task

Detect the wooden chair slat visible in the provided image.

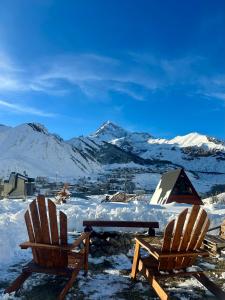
[176,205,200,268]
[47,199,62,268]
[59,211,68,267]
[195,218,210,249]
[179,205,200,251]
[159,219,175,270]
[29,199,47,266]
[188,218,210,266]
[181,209,207,268]
[48,199,59,245]
[188,209,207,251]
[24,210,38,263]
[171,208,188,250]
[30,200,42,242]
[167,208,188,270]
[24,210,35,242]
[60,211,68,245]
[37,195,53,266]
[162,219,175,251]
[37,195,50,244]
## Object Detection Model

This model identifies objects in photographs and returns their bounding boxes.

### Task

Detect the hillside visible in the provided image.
[0,121,225,195]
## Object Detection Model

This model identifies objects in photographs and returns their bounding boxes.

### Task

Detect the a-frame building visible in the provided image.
[151,168,203,205]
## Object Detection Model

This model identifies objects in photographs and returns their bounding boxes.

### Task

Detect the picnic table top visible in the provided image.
[83,220,159,228]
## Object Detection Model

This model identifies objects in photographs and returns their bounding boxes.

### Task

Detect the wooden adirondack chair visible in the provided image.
[203,220,225,255]
[131,205,225,300]
[5,196,90,300]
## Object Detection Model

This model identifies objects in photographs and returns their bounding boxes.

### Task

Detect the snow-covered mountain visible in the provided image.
[0,121,224,195]
[90,120,129,141]
[0,123,100,178]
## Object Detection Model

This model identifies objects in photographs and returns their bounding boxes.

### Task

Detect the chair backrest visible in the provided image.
[220,220,225,240]
[159,205,210,271]
[24,195,68,268]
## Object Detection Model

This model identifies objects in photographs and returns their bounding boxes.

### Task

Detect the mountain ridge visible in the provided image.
[0,121,224,195]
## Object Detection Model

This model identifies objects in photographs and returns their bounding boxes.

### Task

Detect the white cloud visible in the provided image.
[0,50,224,103]
[204,92,225,101]
[0,99,56,117]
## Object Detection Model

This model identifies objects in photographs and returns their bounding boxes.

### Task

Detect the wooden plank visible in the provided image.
[4,271,32,294]
[24,210,38,263]
[193,272,225,300]
[60,211,67,245]
[37,196,52,266]
[189,218,210,265]
[167,208,188,270]
[141,256,204,277]
[60,211,68,267]
[58,269,80,300]
[131,241,140,279]
[138,259,169,300]
[29,200,45,265]
[48,199,61,267]
[159,219,175,270]
[188,210,207,250]
[83,220,159,228]
[37,195,50,244]
[182,209,207,268]
[48,199,59,245]
[23,261,72,276]
[176,205,200,268]
[30,200,42,242]
[195,219,210,249]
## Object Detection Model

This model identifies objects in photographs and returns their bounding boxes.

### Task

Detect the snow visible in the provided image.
[0,123,100,178]
[169,132,225,151]
[0,195,225,267]
[90,120,129,141]
[0,121,225,194]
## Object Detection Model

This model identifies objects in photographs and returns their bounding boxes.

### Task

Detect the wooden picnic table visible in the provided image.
[83,220,159,236]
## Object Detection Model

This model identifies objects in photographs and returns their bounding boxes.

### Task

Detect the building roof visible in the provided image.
[151,168,182,204]
[150,168,201,205]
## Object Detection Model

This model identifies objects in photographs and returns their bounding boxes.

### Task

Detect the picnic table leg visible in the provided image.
[84,225,93,233]
[148,228,155,236]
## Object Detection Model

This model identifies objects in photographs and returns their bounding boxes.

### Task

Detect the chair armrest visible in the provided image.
[135,237,161,259]
[20,232,91,251]
[20,242,71,251]
[68,232,91,250]
[135,237,209,260]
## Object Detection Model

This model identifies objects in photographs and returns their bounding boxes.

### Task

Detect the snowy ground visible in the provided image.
[0,195,225,299]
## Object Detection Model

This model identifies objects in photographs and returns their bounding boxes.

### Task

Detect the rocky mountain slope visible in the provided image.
[0,121,224,195]
[0,123,100,178]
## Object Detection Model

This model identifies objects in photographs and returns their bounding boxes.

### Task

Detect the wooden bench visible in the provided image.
[83,220,159,236]
[203,220,225,255]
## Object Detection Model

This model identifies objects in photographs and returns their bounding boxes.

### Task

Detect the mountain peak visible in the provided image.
[91,120,128,141]
[170,132,225,150]
[26,123,49,134]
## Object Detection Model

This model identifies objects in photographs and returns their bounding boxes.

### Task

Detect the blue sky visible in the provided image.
[0,0,224,139]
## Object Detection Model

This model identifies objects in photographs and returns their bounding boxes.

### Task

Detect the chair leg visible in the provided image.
[4,271,32,294]
[150,276,169,300]
[193,272,225,300]
[58,269,79,300]
[84,236,90,276]
[131,241,140,280]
